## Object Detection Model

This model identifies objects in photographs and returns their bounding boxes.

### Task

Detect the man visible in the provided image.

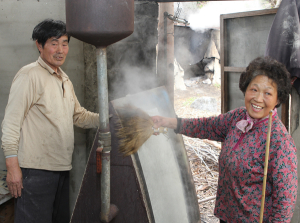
[1,19,99,223]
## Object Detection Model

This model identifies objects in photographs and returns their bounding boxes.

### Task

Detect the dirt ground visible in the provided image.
[174,80,221,116]
[174,76,221,223]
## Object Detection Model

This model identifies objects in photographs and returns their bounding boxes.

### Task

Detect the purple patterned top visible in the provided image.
[178,107,297,222]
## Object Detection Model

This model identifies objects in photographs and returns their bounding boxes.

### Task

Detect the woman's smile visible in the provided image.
[244,75,278,119]
[251,103,263,111]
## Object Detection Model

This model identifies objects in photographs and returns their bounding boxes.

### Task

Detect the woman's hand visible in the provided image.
[151,116,177,129]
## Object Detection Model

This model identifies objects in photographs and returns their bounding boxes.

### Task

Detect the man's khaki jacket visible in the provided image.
[1,57,99,171]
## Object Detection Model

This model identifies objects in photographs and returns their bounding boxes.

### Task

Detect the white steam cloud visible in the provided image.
[187,1,264,31]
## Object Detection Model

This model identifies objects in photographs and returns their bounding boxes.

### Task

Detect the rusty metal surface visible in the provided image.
[65,0,134,47]
[70,104,149,223]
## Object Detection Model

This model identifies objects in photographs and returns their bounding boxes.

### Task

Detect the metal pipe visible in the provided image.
[96,47,109,131]
[100,152,110,222]
[96,47,111,222]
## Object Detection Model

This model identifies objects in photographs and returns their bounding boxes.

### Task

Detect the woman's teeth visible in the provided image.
[252,104,262,109]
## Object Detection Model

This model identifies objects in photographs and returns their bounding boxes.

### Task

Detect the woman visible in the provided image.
[152,57,297,222]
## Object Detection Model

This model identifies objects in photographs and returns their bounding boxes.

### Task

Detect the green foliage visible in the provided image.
[213,83,221,88]
[183,97,197,106]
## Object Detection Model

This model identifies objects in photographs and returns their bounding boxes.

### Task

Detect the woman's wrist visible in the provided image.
[166,117,177,129]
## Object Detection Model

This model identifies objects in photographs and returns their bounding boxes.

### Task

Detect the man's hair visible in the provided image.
[32,19,70,47]
[239,56,291,108]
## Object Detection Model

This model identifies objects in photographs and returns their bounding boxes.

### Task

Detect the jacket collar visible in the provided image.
[236,108,277,133]
[37,56,69,82]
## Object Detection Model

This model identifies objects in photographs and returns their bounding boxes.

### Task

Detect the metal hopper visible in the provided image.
[66,0,134,222]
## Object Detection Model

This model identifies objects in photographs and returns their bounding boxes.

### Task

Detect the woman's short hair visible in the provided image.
[239,56,291,108]
[32,19,70,47]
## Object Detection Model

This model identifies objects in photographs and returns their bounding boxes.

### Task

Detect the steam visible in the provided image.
[184,1,264,31]
[110,1,266,98]
[107,1,159,100]
[108,39,157,100]
[117,64,156,96]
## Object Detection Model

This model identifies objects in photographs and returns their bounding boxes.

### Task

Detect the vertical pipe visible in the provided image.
[96,47,109,131]
[96,47,111,222]
[100,151,110,222]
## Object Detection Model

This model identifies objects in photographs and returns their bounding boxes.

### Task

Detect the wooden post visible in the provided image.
[157,2,174,105]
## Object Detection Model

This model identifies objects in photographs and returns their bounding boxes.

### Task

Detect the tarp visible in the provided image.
[265,0,300,78]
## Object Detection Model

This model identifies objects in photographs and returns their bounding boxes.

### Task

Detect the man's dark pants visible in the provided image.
[14,168,70,223]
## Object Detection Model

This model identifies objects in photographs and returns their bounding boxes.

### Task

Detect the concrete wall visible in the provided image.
[175,27,219,67]
[0,0,86,213]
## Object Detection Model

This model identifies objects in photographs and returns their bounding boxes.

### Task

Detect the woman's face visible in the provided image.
[244,75,278,119]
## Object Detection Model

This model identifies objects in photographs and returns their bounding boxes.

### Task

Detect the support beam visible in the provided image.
[157,2,174,105]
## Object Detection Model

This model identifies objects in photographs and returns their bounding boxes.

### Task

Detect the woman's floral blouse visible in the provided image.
[177,107,297,222]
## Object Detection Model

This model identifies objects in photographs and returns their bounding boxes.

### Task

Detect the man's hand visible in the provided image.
[6,157,23,198]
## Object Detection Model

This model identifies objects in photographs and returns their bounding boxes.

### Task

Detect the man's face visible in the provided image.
[36,35,69,72]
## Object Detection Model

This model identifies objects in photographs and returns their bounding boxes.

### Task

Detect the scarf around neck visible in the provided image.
[236,108,277,133]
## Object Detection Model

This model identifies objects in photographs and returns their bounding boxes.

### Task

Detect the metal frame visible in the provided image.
[220,8,289,128]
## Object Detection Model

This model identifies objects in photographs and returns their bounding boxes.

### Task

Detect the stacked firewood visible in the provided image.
[183,136,221,223]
